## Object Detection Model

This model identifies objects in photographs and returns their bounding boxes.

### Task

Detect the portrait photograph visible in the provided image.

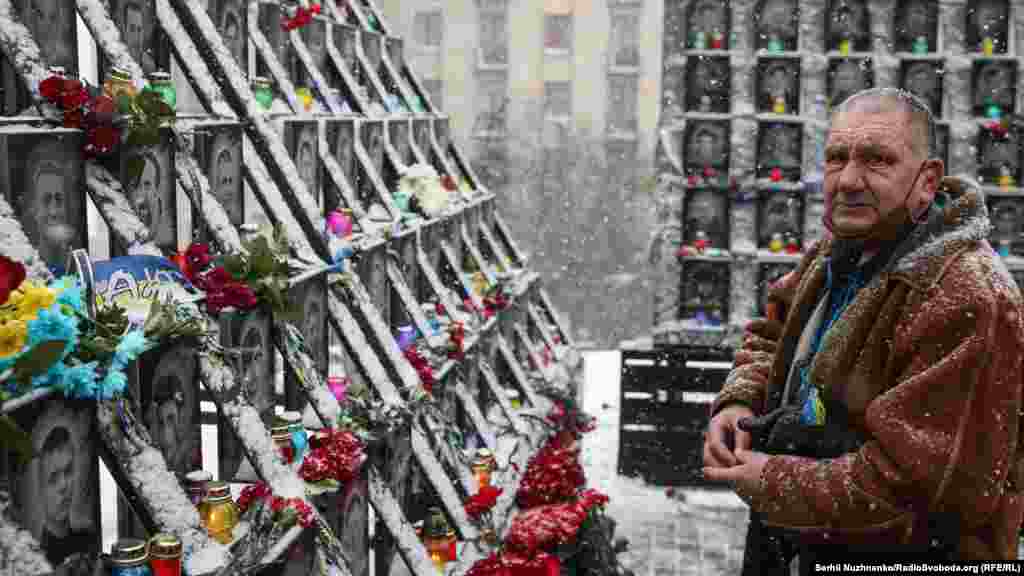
[386,37,405,75]
[218,310,275,481]
[361,30,383,78]
[361,120,385,184]
[758,122,803,181]
[683,189,729,249]
[6,398,98,575]
[966,0,1009,55]
[973,60,1016,117]
[414,119,434,163]
[329,119,357,191]
[758,190,804,248]
[138,343,201,478]
[14,0,76,71]
[895,0,937,53]
[755,0,798,51]
[388,119,413,166]
[257,2,288,79]
[826,0,870,52]
[1,131,85,270]
[686,56,730,113]
[286,121,321,210]
[679,261,729,324]
[686,0,730,49]
[901,61,943,117]
[285,276,328,411]
[208,0,247,68]
[194,125,244,227]
[296,17,329,88]
[683,120,730,175]
[757,58,800,114]
[107,0,168,75]
[121,133,176,252]
[757,262,797,316]
[334,23,360,81]
[976,127,1021,185]
[828,58,873,108]
[988,197,1024,256]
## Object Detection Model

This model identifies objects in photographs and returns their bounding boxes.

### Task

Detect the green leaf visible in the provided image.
[222,255,248,279]
[117,93,133,115]
[13,340,66,380]
[250,250,276,278]
[125,155,145,188]
[0,415,34,464]
[136,90,163,115]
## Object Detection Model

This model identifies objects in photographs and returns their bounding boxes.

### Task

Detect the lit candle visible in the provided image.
[785,233,801,254]
[470,448,496,489]
[710,30,724,49]
[839,39,851,56]
[983,37,995,56]
[693,31,707,50]
[149,533,182,576]
[999,165,1015,189]
[772,96,786,115]
[252,76,274,110]
[104,66,137,101]
[769,232,784,253]
[199,481,239,544]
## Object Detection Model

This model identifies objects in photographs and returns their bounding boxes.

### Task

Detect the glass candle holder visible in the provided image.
[283,410,307,461]
[397,324,417,351]
[105,66,138,101]
[145,71,176,109]
[272,422,295,464]
[252,76,274,110]
[912,36,929,54]
[185,470,213,507]
[200,481,239,544]
[110,538,151,576]
[149,533,182,576]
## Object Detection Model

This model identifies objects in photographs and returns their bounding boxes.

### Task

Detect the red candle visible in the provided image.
[149,533,182,576]
[770,167,783,182]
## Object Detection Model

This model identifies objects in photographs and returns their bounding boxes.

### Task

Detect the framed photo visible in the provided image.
[413,119,433,164]
[758,189,804,249]
[334,23,360,82]
[325,118,357,213]
[895,0,937,53]
[387,119,413,167]
[5,398,99,574]
[758,122,802,182]
[207,0,247,69]
[256,2,288,79]
[988,197,1024,257]
[104,0,169,77]
[686,0,730,50]
[758,262,797,316]
[284,120,321,210]
[137,342,202,478]
[828,58,873,108]
[1,130,85,270]
[973,60,1016,117]
[682,189,729,249]
[358,119,385,206]
[686,56,730,113]
[355,248,390,324]
[825,0,870,52]
[901,60,943,117]
[966,0,1009,55]
[217,310,275,481]
[976,126,1020,186]
[296,16,329,89]
[361,30,383,82]
[119,129,176,253]
[386,37,405,75]
[755,0,798,51]
[13,0,77,71]
[682,120,729,176]
[757,58,800,114]
[284,274,328,412]
[192,123,244,229]
[678,261,729,325]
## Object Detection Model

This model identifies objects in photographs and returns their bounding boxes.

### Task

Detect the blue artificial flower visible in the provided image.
[26,304,79,357]
[111,330,151,371]
[31,359,66,390]
[54,278,84,314]
[98,369,127,400]
[61,362,99,399]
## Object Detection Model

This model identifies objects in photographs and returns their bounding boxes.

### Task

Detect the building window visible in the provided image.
[421,78,442,110]
[413,10,443,48]
[544,82,572,119]
[474,72,508,137]
[610,12,640,67]
[608,75,638,133]
[545,15,572,52]
[479,10,508,65]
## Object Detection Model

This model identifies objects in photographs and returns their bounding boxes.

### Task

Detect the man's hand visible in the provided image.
[703,404,754,468]
[702,449,770,504]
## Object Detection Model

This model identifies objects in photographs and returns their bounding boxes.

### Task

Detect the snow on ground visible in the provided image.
[580,351,750,576]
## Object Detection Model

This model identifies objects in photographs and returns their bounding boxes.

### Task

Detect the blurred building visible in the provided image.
[377,0,663,188]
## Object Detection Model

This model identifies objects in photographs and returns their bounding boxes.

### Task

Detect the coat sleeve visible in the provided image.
[749,258,1024,546]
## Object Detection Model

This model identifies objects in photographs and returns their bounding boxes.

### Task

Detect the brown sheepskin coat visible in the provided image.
[711,176,1024,559]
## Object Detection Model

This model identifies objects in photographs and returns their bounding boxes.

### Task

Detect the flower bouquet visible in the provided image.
[396,163,452,219]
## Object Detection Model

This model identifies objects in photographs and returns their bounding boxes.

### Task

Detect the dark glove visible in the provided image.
[738,405,826,457]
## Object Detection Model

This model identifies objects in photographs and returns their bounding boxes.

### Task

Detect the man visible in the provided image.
[122,1,155,72]
[704,88,1024,573]
[219,3,244,65]
[757,0,796,50]
[828,0,868,48]
[688,125,723,170]
[297,136,318,202]
[831,59,867,108]
[975,61,1015,113]
[25,140,76,268]
[37,426,93,572]
[761,123,800,173]
[899,0,933,49]
[211,139,241,225]
[126,150,169,245]
[24,0,69,67]
[148,373,187,475]
[902,62,940,116]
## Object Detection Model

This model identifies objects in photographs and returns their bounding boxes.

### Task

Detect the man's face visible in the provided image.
[337,130,353,175]
[693,133,716,165]
[156,400,180,467]
[903,1,930,38]
[763,66,792,99]
[125,5,145,62]
[824,109,935,237]
[132,158,158,228]
[298,141,316,192]
[975,0,1006,35]
[34,172,66,233]
[222,13,242,63]
[763,127,795,165]
[831,2,864,39]
[692,2,724,32]
[30,0,61,64]
[977,64,1012,107]
[905,65,937,101]
[43,444,73,531]
[213,147,238,220]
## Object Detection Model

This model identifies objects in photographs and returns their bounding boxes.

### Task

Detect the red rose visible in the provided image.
[85,125,121,156]
[310,3,322,13]
[39,75,63,104]
[237,482,271,513]
[465,485,503,519]
[222,282,259,309]
[441,175,457,191]
[62,109,83,129]
[60,81,89,110]
[185,243,212,271]
[0,255,26,305]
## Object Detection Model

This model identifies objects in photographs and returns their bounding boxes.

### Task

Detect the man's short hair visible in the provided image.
[128,151,161,190]
[41,426,71,457]
[832,87,937,159]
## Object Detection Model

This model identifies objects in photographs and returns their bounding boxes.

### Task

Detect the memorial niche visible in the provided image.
[973,60,1016,119]
[758,190,803,251]
[686,57,730,113]
[296,17,330,90]
[389,120,413,166]
[977,127,1021,186]
[683,121,729,176]
[828,58,872,108]
[678,261,729,325]
[359,120,385,206]
[966,0,1009,55]
[757,58,799,114]
[758,122,802,182]
[14,0,76,71]
[686,0,730,50]
[107,0,169,75]
[138,343,201,478]
[286,121,321,210]
[758,262,796,316]
[414,119,433,166]
[988,197,1024,257]
[327,119,357,213]
[3,132,86,270]
[901,61,943,117]
[895,0,937,53]
[284,277,328,412]
[256,2,289,79]
[208,0,247,68]
[113,130,176,255]
[755,0,798,52]
[826,0,870,53]
[683,189,728,250]
[192,125,244,230]
[662,69,684,120]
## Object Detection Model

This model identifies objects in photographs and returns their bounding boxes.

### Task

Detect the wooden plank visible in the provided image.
[410,426,479,539]
[460,222,497,286]
[289,26,344,114]
[496,334,544,410]
[416,245,461,323]
[366,467,438,575]
[514,323,552,385]
[386,259,446,350]
[378,48,419,125]
[246,1,301,112]
[440,239,485,316]
[527,302,562,362]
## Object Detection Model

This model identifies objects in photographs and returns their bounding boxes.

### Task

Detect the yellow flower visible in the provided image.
[0,320,27,358]
[8,282,56,322]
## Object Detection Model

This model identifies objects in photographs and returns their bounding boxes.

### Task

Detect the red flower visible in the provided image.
[466,551,560,576]
[62,109,83,129]
[687,174,698,187]
[464,486,503,519]
[223,282,259,308]
[403,346,435,393]
[441,175,457,191]
[310,3,322,13]
[237,482,272,514]
[185,243,212,272]
[59,80,88,110]
[84,125,121,157]
[0,255,27,306]
[299,428,366,484]
[515,437,586,509]
[703,166,717,178]
[505,493,607,554]
[435,302,447,316]
[39,75,63,104]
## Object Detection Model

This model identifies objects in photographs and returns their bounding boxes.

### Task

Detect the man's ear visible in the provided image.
[920,158,945,202]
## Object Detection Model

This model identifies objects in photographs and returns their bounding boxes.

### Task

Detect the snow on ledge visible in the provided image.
[0,194,51,282]
[0,496,52,575]
[75,0,144,84]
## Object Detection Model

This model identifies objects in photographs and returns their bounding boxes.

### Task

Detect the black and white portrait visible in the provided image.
[988,198,1024,255]
[122,138,175,251]
[896,0,937,53]
[967,0,1009,54]
[901,61,942,117]
[974,60,1016,116]
[16,0,76,70]
[361,31,382,75]
[199,127,243,227]
[335,24,359,79]
[829,58,872,107]
[687,57,730,113]
[683,190,728,248]
[331,119,356,188]
[687,0,729,47]
[257,3,287,77]
[4,133,84,269]
[8,399,97,575]
[389,120,412,166]
[111,0,160,73]
[758,191,803,247]
[758,263,796,316]
[141,343,199,477]
[284,277,327,411]
[827,0,870,51]
[756,0,798,51]
[362,121,385,179]
[758,122,802,180]
[303,18,329,80]
[387,37,405,73]
[290,122,320,209]
[210,0,246,67]
[218,311,275,481]
[414,119,433,161]
[978,129,1020,184]
[679,261,729,324]
[685,121,729,174]
[758,58,800,113]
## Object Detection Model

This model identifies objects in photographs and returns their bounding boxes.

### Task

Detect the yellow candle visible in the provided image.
[772,97,786,115]
[983,37,994,56]
[839,39,851,55]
